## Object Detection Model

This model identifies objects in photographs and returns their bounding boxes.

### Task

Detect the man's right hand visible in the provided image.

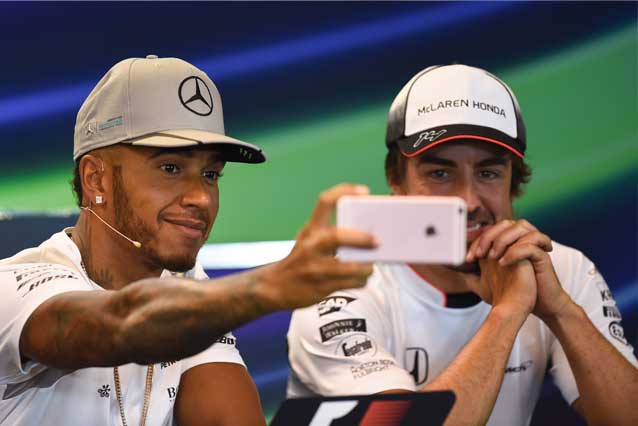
[256,184,377,311]
[465,253,537,317]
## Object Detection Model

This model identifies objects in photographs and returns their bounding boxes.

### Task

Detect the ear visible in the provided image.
[79,154,107,208]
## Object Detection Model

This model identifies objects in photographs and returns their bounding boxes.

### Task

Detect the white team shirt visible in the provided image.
[287,242,637,426]
[0,229,245,426]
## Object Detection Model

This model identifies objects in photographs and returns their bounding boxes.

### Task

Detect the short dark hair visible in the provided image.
[71,158,83,208]
[384,143,532,198]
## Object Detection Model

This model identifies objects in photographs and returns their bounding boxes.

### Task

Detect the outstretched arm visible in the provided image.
[20,184,376,370]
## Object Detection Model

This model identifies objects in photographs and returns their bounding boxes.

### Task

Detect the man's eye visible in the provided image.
[203,170,223,181]
[160,164,180,174]
[429,169,449,179]
[479,170,499,179]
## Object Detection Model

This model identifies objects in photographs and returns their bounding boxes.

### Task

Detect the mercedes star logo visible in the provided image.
[178,76,213,116]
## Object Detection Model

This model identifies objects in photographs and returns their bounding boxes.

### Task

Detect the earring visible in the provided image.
[95,195,103,205]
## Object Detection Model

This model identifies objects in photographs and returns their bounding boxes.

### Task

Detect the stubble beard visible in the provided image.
[112,167,198,272]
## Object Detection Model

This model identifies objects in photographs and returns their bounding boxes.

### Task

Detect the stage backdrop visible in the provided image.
[0,2,636,425]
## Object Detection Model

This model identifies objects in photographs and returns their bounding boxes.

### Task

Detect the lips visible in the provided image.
[466,222,489,242]
[163,217,207,239]
[467,223,482,232]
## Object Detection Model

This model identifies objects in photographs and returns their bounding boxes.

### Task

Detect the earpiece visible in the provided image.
[80,206,142,249]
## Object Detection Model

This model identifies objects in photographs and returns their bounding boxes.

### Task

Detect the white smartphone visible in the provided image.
[336,195,467,265]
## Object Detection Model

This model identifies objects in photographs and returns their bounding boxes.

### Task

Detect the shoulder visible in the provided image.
[548,241,615,311]
[548,241,591,268]
[289,264,398,348]
[290,264,393,328]
[0,262,84,296]
[548,241,598,282]
[0,234,91,304]
[178,330,245,375]
[1,230,85,273]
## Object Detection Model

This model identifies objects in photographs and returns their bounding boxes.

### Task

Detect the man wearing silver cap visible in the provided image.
[0,56,377,426]
[287,64,638,425]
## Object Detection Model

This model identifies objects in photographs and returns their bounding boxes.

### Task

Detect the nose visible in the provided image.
[455,179,482,214]
[179,176,216,210]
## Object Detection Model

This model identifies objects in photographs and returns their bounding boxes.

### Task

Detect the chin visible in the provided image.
[160,256,198,273]
[144,246,198,273]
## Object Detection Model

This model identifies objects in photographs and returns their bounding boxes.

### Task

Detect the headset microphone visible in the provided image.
[80,206,143,248]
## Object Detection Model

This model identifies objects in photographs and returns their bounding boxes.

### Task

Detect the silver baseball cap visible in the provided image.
[73,55,266,163]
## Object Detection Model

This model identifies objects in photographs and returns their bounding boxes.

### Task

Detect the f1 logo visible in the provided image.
[308,400,412,426]
[309,401,358,426]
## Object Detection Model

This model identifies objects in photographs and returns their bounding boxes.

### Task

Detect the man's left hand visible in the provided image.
[465,219,574,322]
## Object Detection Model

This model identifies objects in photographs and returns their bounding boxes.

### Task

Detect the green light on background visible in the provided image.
[0,26,635,244]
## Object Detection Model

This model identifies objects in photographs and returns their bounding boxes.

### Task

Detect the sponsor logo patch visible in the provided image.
[350,359,395,379]
[317,296,356,317]
[603,306,622,319]
[178,76,213,116]
[505,360,533,374]
[338,333,377,357]
[97,384,110,398]
[405,347,428,385]
[167,386,177,402]
[609,321,629,345]
[97,116,123,131]
[416,99,507,118]
[600,289,613,302]
[413,129,447,148]
[13,264,80,297]
[319,318,366,342]
[160,361,177,370]
[216,335,236,345]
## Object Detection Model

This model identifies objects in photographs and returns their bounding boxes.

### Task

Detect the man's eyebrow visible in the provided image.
[417,154,456,167]
[476,157,508,167]
[417,154,508,168]
[147,149,194,160]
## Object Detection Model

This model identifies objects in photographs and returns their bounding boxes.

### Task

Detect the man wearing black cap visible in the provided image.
[287,64,638,425]
[0,56,377,426]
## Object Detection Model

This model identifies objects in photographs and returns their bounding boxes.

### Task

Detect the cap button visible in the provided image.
[146,54,159,59]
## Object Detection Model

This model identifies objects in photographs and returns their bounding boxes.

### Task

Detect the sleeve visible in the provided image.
[287,278,416,396]
[0,263,91,384]
[179,263,246,373]
[180,332,246,374]
[548,251,638,405]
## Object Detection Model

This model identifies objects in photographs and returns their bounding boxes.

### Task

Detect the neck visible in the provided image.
[408,263,473,294]
[72,213,163,290]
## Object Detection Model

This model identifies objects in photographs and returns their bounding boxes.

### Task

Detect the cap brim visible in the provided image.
[125,129,266,164]
[395,124,524,158]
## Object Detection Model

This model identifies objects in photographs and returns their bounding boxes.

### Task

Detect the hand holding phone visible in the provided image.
[336,196,467,265]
